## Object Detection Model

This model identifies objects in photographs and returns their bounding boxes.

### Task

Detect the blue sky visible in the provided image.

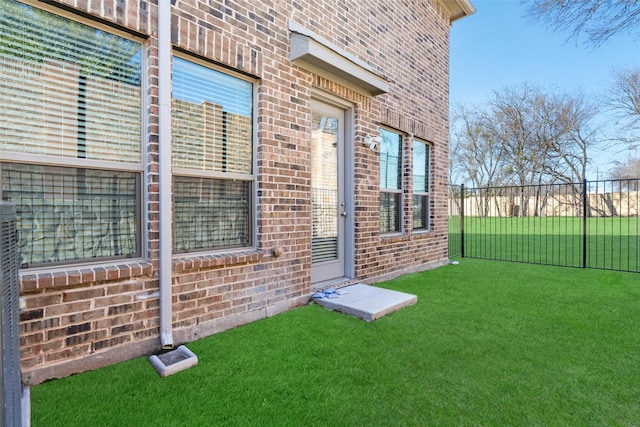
[449,0,640,179]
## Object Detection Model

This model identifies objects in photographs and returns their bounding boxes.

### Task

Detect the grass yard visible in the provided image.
[454,216,640,272]
[32,259,640,426]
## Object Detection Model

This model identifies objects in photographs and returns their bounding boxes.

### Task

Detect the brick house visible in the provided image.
[0,0,473,384]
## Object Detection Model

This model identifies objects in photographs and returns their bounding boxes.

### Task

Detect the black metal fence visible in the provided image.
[448,179,640,273]
[448,184,463,258]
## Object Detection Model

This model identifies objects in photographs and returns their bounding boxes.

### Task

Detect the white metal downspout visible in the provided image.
[158,0,173,349]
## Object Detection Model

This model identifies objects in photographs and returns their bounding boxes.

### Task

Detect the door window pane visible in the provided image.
[311,112,339,263]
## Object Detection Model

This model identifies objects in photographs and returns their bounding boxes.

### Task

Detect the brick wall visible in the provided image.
[14,0,454,384]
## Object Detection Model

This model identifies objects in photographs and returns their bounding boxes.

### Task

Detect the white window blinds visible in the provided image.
[380,128,402,233]
[171,57,254,253]
[172,57,253,175]
[0,0,142,163]
[0,1,143,267]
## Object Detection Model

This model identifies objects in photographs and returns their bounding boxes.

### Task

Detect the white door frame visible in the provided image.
[310,91,355,284]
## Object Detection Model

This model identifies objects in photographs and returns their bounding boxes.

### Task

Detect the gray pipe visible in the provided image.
[158,0,174,349]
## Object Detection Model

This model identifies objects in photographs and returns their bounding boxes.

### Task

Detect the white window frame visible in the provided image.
[0,0,145,268]
[379,127,404,235]
[170,53,257,254]
[412,138,431,232]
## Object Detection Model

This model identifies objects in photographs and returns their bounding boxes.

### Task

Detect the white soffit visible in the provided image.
[438,0,476,23]
[289,20,389,96]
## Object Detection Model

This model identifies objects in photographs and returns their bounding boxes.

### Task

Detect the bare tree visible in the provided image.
[450,104,511,217]
[448,129,465,188]
[450,104,508,188]
[606,67,640,131]
[525,0,640,47]
[611,157,640,178]
[543,91,599,184]
[451,84,600,186]
[490,85,555,215]
[487,84,599,186]
[491,85,549,184]
[451,84,600,216]
[610,157,640,189]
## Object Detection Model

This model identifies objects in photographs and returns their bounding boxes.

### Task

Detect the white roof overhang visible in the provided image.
[438,0,476,23]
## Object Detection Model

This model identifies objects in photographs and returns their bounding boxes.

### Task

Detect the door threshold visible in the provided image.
[311,277,357,293]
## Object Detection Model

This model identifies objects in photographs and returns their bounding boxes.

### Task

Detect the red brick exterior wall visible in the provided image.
[16,0,453,384]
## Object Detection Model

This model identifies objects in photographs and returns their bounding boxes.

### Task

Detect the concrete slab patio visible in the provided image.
[314,283,417,322]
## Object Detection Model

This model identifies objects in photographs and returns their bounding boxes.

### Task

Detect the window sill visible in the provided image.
[173,249,264,272]
[380,232,409,243]
[411,229,434,237]
[19,259,153,293]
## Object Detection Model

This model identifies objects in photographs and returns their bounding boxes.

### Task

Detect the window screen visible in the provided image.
[173,177,251,252]
[2,163,138,267]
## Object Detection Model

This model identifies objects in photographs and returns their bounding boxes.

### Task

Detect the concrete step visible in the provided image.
[314,283,417,322]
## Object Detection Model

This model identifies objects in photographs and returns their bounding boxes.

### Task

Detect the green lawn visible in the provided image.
[453,216,640,272]
[32,259,640,426]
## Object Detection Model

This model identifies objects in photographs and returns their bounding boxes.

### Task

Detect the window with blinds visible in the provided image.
[0,0,142,267]
[380,128,402,234]
[172,56,254,252]
[412,139,430,231]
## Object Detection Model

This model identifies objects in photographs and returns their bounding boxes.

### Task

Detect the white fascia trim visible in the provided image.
[438,0,476,23]
[288,20,389,96]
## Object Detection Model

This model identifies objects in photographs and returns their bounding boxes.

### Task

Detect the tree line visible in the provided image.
[450,1,640,189]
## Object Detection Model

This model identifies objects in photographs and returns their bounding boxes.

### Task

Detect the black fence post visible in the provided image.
[460,183,465,258]
[582,178,587,269]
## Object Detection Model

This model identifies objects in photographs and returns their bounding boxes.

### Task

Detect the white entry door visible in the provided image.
[311,100,347,284]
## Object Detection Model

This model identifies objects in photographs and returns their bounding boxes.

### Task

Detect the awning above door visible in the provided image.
[289,21,389,97]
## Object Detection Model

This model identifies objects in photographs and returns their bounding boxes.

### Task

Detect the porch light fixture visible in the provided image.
[364,135,381,151]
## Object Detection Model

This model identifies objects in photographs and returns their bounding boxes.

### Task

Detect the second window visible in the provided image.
[171,56,254,253]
